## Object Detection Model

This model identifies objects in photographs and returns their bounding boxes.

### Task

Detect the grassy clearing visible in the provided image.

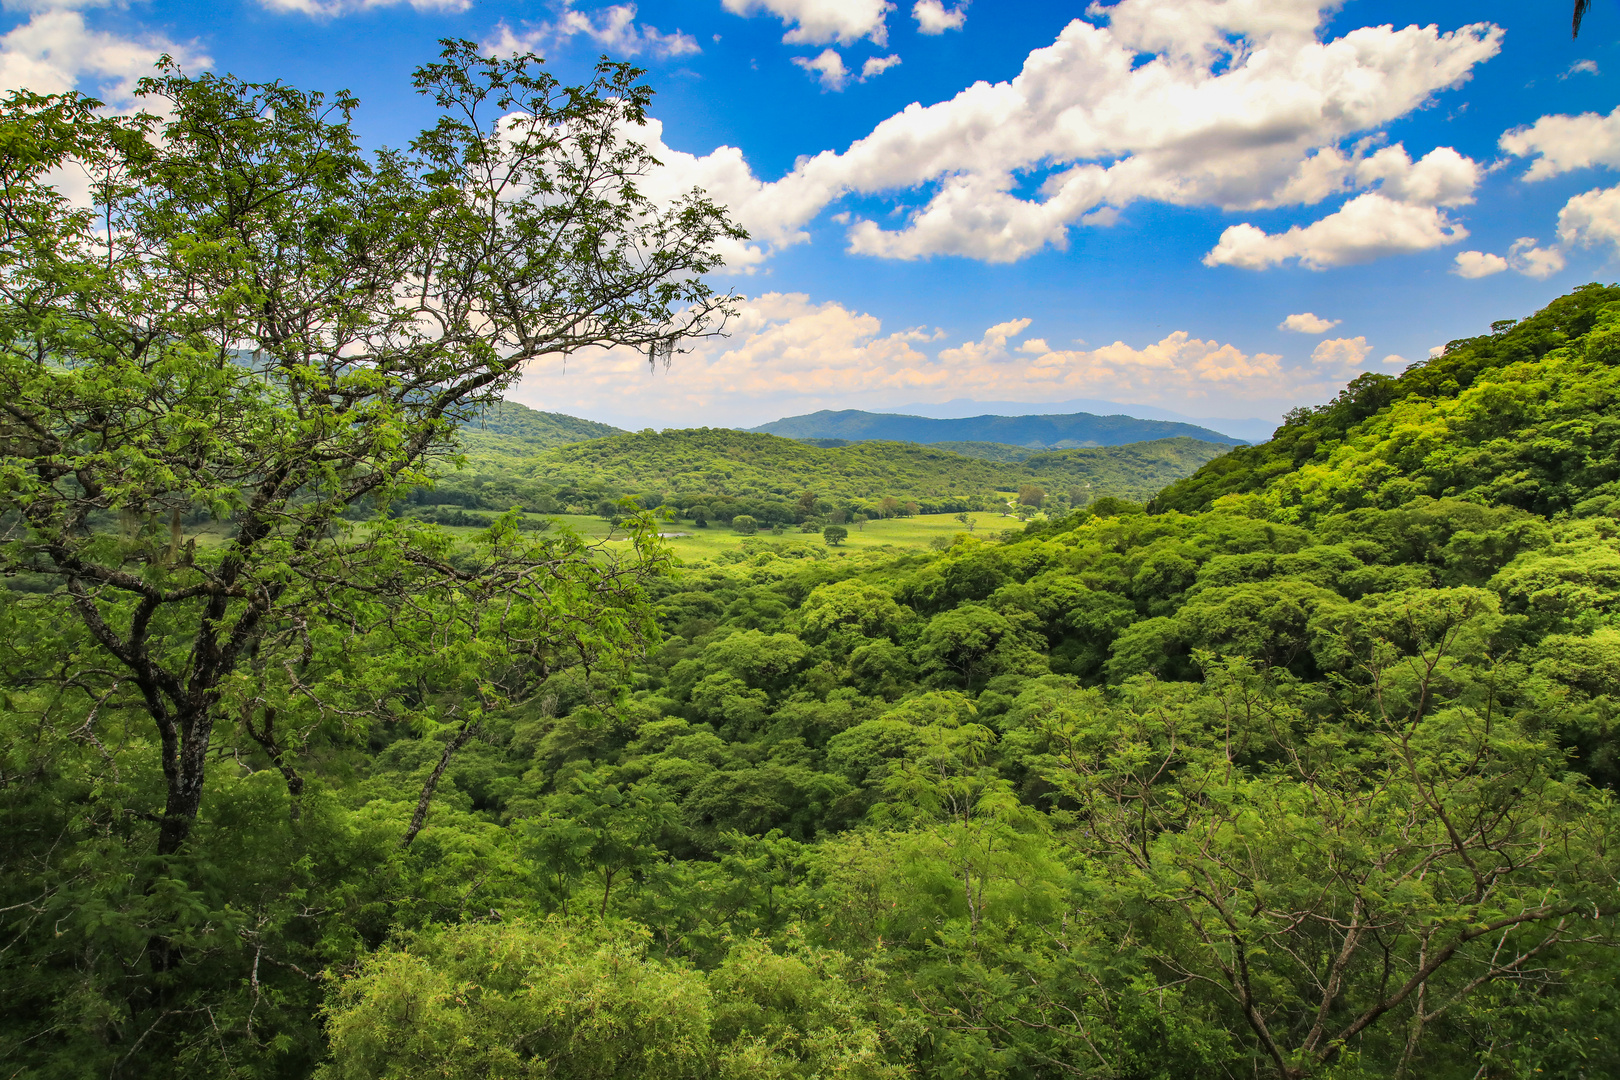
[174,511,1027,567]
[431,511,1019,562]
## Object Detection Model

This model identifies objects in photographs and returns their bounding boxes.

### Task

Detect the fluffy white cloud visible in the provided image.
[644,2,1498,265]
[1279,312,1340,333]
[1310,336,1372,371]
[1501,104,1620,181]
[258,0,468,15]
[793,48,849,90]
[1452,250,1508,278]
[1558,184,1620,253]
[0,7,208,103]
[1204,193,1467,270]
[860,53,901,79]
[1507,237,1565,280]
[512,295,1305,425]
[722,0,893,46]
[1352,146,1479,207]
[912,0,965,34]
[485,4,699,60]
[1562,59,1599,79]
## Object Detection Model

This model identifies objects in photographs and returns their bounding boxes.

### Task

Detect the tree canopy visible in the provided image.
[3,48,1620,1080]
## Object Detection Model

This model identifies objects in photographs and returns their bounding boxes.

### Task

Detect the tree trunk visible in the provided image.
[401,719,479,848]
[156,707,214,856]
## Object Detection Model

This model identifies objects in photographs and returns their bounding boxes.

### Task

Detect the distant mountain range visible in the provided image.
[888,398,1274,443]
[750,409,1249,448]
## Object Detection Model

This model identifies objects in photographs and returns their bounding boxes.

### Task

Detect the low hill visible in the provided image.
[496,429,1232,509]
[457,401,624,453]
[1151,282,1620,521]
[751,408,1246,447]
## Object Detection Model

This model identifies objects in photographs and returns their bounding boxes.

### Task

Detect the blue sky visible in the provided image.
[4,0,1618,433]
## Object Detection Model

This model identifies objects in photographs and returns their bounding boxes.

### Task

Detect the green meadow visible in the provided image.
[438,510,1019,562]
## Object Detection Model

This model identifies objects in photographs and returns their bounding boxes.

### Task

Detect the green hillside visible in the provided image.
[925,440,1042,461]
[752,406,1246,446]
[436,428,1233,516]
[1152,283,1620,519]
[13,284,1620,1080]
[457,399,625,452]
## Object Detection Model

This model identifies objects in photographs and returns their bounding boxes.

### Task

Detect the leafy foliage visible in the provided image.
[4,52,1620,1080]
[445,429,1233,521]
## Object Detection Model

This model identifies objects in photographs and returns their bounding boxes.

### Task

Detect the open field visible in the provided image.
[433,510,1019,562]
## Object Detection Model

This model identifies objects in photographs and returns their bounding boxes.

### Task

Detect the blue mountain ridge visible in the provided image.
[748,408,1249,448]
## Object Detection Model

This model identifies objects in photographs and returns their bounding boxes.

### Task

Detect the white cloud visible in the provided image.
[1310,335,1372,371]
[512,295,1313,426]
[1452,250,1508,278]
[1279,312,1340,333]
[860,53,901,79]
[1353,145,1479,207]
[937,318,1033,365]
[793,48,850,90]
[1506,237,1565,280]
[912,0,966,34]
[627,118,803,268]
[1558,184,1620,253]
[1203,193,1467,270]
[485,4,700,60]
[258,0,468,15]
[788,47,898,92]
[1562,59,1599,79]
[1500,104,1620,181]
[0,7,208,103]
[722,0,893,46]
[647,3,1499,265]
[1382,354,1412,368]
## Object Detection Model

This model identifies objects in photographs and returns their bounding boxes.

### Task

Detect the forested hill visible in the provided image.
[490,428,1233,506]
[15,282,1620,1080]
[457,400,625,452]
[1153,281,1620,519]
[750,407,1247,446]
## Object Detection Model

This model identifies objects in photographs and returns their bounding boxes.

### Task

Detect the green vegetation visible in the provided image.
[412,428,1233,527]
[458,400,626,454]
[5,53,1620,1080]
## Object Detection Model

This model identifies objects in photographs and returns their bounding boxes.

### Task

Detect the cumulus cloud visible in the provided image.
[485,4,700,60]
[793,48,850,90]
[1310,336,1372,371]
[511,295,1307,426]
[1501,104,1620,181]
[0,7,208,103]
[258,0,468,15]
[1204,193,1468,270]
[1562,59,1599,78]
[912,0,966,34]
[722,0,893,46]
[636,2,1499,265]
[1507,237,1565,280]
[1558,184,1620,253]
[1453,250,1508,278]
[1280,312,1340,333]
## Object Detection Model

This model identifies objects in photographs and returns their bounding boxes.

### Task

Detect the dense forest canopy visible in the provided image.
[4,46,1620,1080]
[414,429,1233,526]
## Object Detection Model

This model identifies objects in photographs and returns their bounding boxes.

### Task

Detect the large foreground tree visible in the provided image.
[0,42,742,857]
